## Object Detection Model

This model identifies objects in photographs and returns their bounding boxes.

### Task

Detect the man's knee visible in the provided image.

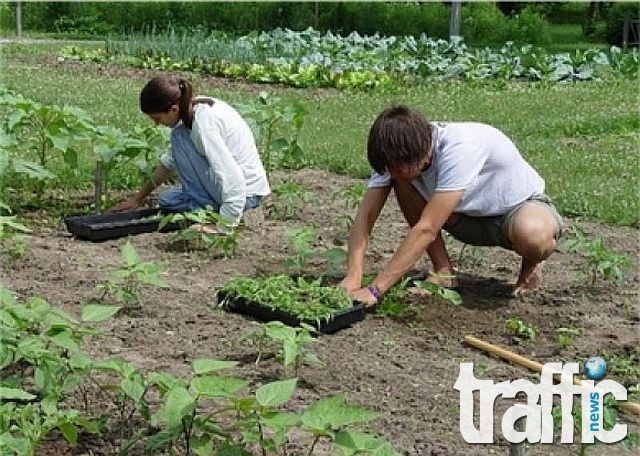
[508,204,560,260]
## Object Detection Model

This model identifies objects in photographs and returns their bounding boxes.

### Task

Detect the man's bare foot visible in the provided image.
[513,260,544,297]
[426,270,458,289]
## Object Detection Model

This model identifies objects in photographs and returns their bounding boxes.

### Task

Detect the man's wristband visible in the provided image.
[366,284,382,303]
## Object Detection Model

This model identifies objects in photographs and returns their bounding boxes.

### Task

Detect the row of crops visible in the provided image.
[60,27,640,90]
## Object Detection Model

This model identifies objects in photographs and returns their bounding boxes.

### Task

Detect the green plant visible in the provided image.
[413,280,463,306]
[0,214,31,265]
[269,180,316,220]
[160,207,241,258]
[556,327,580,349]
[332,183,366,231]
[97,240,169,307]
[240,91,308,174]
[0,287,119,455]
[283,226,317,273]
[564,225,633,285]
[505,316,538,340]
[241,321,321,377]
[219,275,353,325]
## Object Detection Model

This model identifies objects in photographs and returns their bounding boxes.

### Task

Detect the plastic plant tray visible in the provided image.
[217,291,365,334]
[64,208,181,242]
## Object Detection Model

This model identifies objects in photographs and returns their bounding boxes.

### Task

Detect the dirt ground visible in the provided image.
[1,169,638,456]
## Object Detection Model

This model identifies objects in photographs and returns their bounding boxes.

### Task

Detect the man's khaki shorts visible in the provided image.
[443,194,564,250]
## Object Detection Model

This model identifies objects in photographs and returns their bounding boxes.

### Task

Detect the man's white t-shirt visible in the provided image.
[367,122,545,217]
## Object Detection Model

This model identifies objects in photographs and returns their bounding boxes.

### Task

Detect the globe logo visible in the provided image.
[584,356,607,380]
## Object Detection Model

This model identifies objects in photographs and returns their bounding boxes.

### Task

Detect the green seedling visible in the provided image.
[160,207,240,258]
[0,214,31,266]
[564,225,632,285]
[220,275,353,326]
[284,226,317,273]
[97,240,169,307]
[241,321,321,377]
[332,183,366,231]
[556,327,580,349]
[270,180,316,220]
[505,317,538,340]
[413,279,463,306]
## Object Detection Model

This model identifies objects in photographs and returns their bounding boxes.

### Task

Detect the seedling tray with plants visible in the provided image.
[65,208,182,242]
[217,275,364,334]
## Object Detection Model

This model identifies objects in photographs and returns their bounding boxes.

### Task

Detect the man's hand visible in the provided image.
[339,276,361,293]
[110,197,140,213]
[349,287,378,307]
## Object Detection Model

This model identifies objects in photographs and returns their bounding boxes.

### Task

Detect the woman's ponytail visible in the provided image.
[177,78,194,129]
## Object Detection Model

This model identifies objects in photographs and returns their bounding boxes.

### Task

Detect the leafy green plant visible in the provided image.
[0,92,93,172]
[413,279,463,306]
[269,180,316,220]
[556,327,580,349]
[219,275,353,325]
[0,287,119,456]
[505,316,538,340]
[97,240,169,307]
[564,225,633,285]
[240,91,308,174]
[0,214,31,266]
[284,226,317,273]
[240,321,321,377]
[332,183,366,231]
[160,207,241,258]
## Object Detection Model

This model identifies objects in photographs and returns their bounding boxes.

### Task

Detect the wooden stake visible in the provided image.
[464,335,640,416]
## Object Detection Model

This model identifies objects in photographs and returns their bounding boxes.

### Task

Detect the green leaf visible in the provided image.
[12,158,55,179]
[193,358,239,375]
[301,394,380,432]
[191,376,249,399]
[121,378,145,403]
[260,411,300,431]
[81,304,120,322]
[58,422,78,444]
[216,444,253,456]
[190,435,214,456]
[121,241,139,266]
[0,387,36,401]
[256,378,297,407]
[333,431,390,454]
[48,330,79,352]
[152,386,195,428]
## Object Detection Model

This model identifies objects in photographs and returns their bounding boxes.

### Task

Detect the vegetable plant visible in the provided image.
[239,91,308,174]
[269,180,316,220]
[0,214,31,267]
[332,183,366,231]
[219,275,353,325]
[240,321,321,377]
[563,225,632,285]
[160,207,241,258]
[97,240,169,307]
[0,287,119,456]
[505,316,538,341]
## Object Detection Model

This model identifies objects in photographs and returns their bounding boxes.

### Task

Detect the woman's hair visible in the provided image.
[140,75,195,128]
[367,105,433,174]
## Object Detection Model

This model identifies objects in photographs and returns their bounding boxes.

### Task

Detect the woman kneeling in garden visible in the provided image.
[341,105,564,306]
[112,75,271,233]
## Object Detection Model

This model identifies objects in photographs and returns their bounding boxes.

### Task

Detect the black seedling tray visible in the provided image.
[217,291,365,334]
[65,208,182,242]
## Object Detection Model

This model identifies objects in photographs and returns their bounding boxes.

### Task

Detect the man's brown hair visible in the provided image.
[367,105,433,174]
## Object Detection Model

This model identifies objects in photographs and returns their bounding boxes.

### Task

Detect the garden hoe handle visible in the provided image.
[463,335,640,417]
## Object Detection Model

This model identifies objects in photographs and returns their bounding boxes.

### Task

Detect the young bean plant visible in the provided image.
[97,240,169,307]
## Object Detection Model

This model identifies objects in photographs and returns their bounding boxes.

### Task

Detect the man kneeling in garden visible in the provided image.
[340,105,563,306]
